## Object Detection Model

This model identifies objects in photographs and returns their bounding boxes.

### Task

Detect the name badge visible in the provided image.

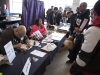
[76,18,82,26]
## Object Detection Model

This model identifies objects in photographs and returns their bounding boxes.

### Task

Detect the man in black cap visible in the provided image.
[70,0,100,75]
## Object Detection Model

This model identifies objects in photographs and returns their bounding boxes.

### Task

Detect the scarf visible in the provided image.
[92,16,100,27]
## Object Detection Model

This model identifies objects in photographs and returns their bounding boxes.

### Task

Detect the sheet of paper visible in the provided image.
[58,26,69,31]
[31,30,43,39]
[41,43,57,52]
[42,36,53,43]
[34,41,40,46]
[42,39,53,43]
[22,57,31,75]
[31,50,46,57]
[51,36,62,41]
[51,32,65,38]
[4,41,16,63]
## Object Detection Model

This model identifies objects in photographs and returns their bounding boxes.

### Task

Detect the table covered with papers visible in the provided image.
[57,23,70,33]
[0,33,66,75]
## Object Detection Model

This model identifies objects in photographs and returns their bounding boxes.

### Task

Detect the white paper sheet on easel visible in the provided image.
[31,50,46,57]
[4,41,16,63]
[22,57,31,75]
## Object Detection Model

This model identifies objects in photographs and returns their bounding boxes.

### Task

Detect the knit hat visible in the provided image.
[94,0,100,16]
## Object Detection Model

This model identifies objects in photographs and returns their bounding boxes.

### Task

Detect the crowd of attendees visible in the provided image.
[0,0,100,75]
[46,0,100,75]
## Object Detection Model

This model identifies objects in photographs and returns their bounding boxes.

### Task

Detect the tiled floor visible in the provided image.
[44,49,72,75]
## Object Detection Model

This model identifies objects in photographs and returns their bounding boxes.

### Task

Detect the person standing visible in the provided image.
[4,7,9,16]
[46,6,54,21]
[67,11,76,35]
[55,10,62,25]
[47,7,58,25]
[74,7,80,18]
[70,1,100,75]
[59,7,63,13]
[62,10,67,23]
[67,2,90,63]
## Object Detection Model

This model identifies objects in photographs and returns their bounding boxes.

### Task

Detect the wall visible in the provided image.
[72,0,80,13]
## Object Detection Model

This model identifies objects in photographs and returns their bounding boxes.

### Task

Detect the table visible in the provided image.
[0,34,66,75]
[0,18,21,29]
[57,23,70,33]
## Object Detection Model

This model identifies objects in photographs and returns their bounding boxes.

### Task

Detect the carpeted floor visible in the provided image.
[44,49,72,75]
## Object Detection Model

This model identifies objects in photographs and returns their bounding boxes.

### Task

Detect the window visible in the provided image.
[10,0,73,13]
[41,0,73,14]
[10,0,22,13]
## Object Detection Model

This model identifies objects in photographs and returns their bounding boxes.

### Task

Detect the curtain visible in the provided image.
[38,1,44,24]
[28,0,37,26]
[22,0,44,27]
[22,0,28,27]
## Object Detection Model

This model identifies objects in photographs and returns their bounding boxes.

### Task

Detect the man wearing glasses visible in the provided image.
[0,25,31,54]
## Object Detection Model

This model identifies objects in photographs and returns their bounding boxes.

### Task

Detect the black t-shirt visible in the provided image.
[74,9,90,33]
[0,28,28,54]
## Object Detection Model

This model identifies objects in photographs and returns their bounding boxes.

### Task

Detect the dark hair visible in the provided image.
[70,11,74,13]
[67,12,70,15]
[94,0,100,16]
[35,18,42,28]
[77,7,79,10]
[51,6,54,8]
[64,10,66,12]
[54,7,58,10]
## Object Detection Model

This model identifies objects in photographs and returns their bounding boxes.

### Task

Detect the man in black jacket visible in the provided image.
[46,6,54,21]
[55,11,62,25]
[47,7,58,25]
[70,1,100,75]
[67,11,76,35]
[74,7,80,18]
[67,2,90,63]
